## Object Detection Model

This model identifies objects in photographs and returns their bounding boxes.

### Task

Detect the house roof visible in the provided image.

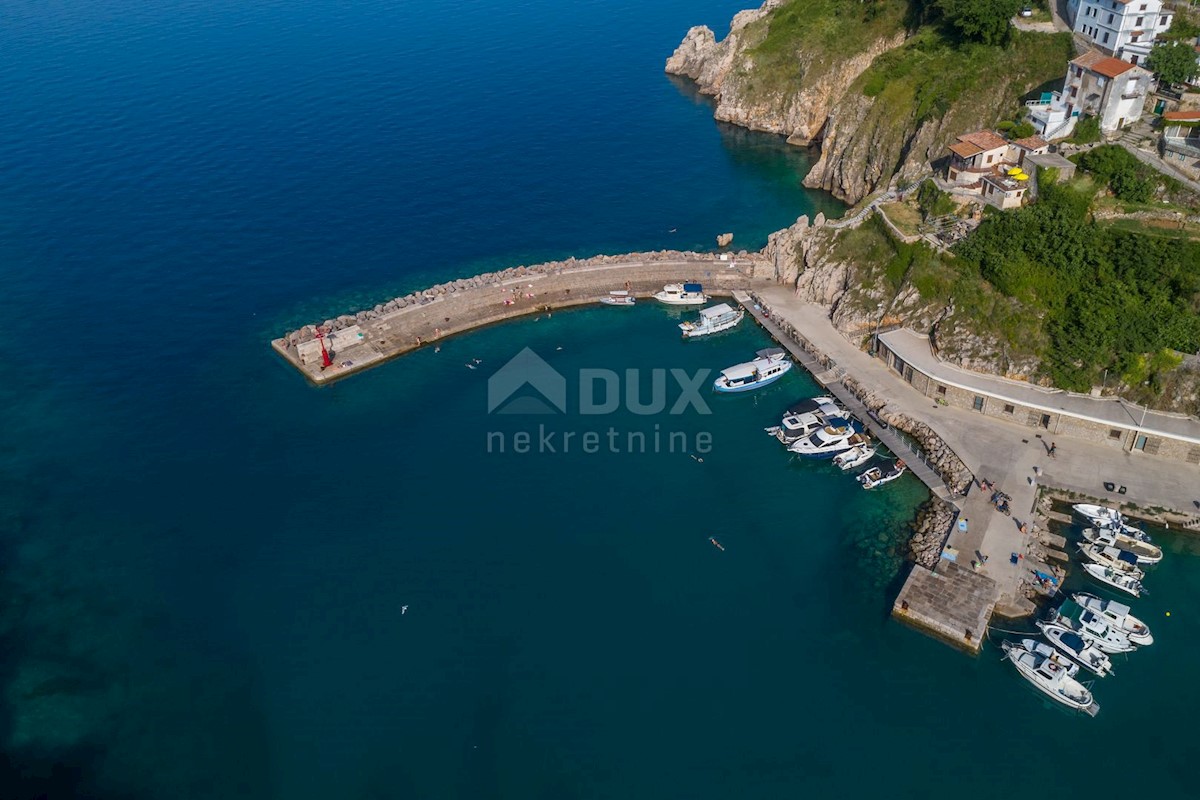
[1164,110,1200,121]
[1090,57,1136,79]
[1070,50,1107,70]
[959,130,1009,152]
[949,141,983,158]
[1012,135,1049,151]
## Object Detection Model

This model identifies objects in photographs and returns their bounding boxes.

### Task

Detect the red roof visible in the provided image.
[1012,135,1049,151]
[958,130,1008,152]
[949,141,983,158]
[1164,110,1200,121]
[1090,57,1136,79]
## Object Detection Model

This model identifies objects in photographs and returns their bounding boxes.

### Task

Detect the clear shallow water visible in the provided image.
[1,1,1198,799]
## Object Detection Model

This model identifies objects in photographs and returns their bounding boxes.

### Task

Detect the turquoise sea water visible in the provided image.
[2,1,1199,798]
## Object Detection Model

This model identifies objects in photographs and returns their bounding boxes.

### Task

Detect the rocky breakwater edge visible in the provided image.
[272,250,763,383]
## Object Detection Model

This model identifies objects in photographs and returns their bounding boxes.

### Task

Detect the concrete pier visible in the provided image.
[272,255,760,384]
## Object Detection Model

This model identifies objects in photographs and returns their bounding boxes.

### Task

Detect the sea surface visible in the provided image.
[0,1,1198,798]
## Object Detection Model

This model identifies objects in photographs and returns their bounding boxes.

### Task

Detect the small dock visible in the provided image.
[893,562,999,654]
[734,291,955,502]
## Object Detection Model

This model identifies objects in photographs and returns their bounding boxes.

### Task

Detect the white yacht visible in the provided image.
[833,443,876,471]
[857,461,907,490]
[767,396,847,444]
[654,282,708,305]
[1047,603,1135,654]
[788,419,870,458]
[1001,640,1097,715]
[1072,593,1153,646]
[714,349,792,393]
[1072,504,1149,540]
[599,290,635,306]
[1037,621,1114,677]
[679,303,744,338]
[1083,563,1146,598]
[1081,527,1163,565]
[1079,543,1144,577]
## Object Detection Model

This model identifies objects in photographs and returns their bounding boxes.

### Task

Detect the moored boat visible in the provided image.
[833,443,876,471]
[1001,640,1097,715]
[1078,543,1144,577]
[1047,602,1135,654]
[599,290,635,306]
[788,418,870,458]
[1071,593,1153,646]
[679,303,744,338]
[654,282,708,305]
[1037,621,1114,677]
[1072,503,1149,540]
[714,348,792,393]
[1082,563,1146,598]
[857,460,907,489]
[768,396,847,444]
[1081,527,1162,565]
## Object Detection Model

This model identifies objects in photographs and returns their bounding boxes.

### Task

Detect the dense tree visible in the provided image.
[1146,41,1200,86]
[935,0,1019,46]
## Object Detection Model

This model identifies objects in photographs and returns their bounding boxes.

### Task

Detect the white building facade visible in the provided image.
[1067,0,1173,64]
[1026,51,1151,138]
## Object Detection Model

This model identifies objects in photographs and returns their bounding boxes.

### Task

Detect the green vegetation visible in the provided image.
[1162,8,1200,43]
[952,181,1200,391]
[1073,145,1159,203]
[1147,41,1200,87]
[916,181,954,219]
[1067,115,1102,145]
[935,0,1020,46]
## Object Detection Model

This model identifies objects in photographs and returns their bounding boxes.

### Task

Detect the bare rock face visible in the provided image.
[664,2,783,95]
[716,232,734,247]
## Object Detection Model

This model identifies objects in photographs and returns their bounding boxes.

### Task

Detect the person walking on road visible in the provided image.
[1049,441,1057,459]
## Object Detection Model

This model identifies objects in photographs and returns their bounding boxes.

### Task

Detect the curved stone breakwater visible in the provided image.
[272,250,762,384]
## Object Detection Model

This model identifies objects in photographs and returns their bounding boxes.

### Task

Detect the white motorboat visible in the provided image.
[768,396,847,443]
[788,419,870,458]
[714,348,792,393]
[1001,640,1097,715]
[1037,621,1114,677]
[1078,543,1144,577]
[1082,563,1146,598]
[679,303,744,338]
[1081,527,1162,565]
[1072,503,1149,540]
[833,443,876,471]
[857,460,907,489]
[654,282,708,305]
[1072,593,1153,646]
[599,290,635,306]
[1047,603,1135,654]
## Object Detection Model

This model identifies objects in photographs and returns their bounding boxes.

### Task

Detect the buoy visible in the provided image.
[1166,611,1171,617]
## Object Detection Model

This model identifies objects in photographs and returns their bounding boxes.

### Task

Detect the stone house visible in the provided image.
[1027,50,1151,139]
[1160,109,1200,176]
[945,132,1048,210]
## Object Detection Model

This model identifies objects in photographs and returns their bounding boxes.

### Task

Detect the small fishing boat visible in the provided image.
[857,460,907,489]
[1047,603,1135,654]
[1072,503,1149,540]
[654,282,708,305]
[714,349,793,393]
[1001,640,1097,715]
[1071,593,1153,646]
[833,443,876,471]
[1081,527,1162,565]
[709,537,725,552]
[1037,621,1114,677]
[767,396,847,443]
[788,418,870,458]
[599,290,635,306]
[1082,563,1146,598]
[1078,543,1144,577]
[679,303,744,338]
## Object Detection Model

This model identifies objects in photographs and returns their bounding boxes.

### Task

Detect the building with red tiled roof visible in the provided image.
[944,131,1037,210]
[1162,111,1200,178]
[1027,48,1151,139]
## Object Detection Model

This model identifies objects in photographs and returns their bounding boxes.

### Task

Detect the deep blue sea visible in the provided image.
[2,2,1199,798]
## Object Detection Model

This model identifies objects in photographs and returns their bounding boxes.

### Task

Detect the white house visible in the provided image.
[1067,0,1173,64]
[1025,50,1151,138]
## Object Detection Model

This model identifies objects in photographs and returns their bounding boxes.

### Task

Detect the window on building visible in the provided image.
[1106,13,1114,25]
[1003,404,1015,414]
[1102,31,1110,44]
[1109,429,1122,440]
[972,396,985,412]
[1136,16,1143,26]
[936,385,947,396]
[1134,434,1148,451]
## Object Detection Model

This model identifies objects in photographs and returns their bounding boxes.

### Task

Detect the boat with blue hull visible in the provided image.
[714,349,792,393]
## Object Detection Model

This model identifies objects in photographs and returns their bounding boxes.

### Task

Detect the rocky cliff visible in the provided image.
[667,2,1071,204]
